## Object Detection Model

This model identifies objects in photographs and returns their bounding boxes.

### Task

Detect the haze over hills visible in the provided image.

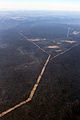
[0,11,80,30]
[0,11,80,120]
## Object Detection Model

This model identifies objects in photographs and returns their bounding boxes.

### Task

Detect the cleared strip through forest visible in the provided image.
[0,54,51,117]
[0,31,79,118]
[20,33,49,55]
[50,44,79,61]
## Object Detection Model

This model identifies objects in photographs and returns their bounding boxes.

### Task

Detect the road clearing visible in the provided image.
[20,33,49,55]
[0,54,51,118]
[50,44,79,61]
[0,31,79,118]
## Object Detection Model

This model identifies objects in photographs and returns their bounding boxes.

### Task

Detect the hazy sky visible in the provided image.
[0,0,80,11]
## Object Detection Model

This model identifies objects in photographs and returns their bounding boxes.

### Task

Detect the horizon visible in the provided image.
[0,0,80,11]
